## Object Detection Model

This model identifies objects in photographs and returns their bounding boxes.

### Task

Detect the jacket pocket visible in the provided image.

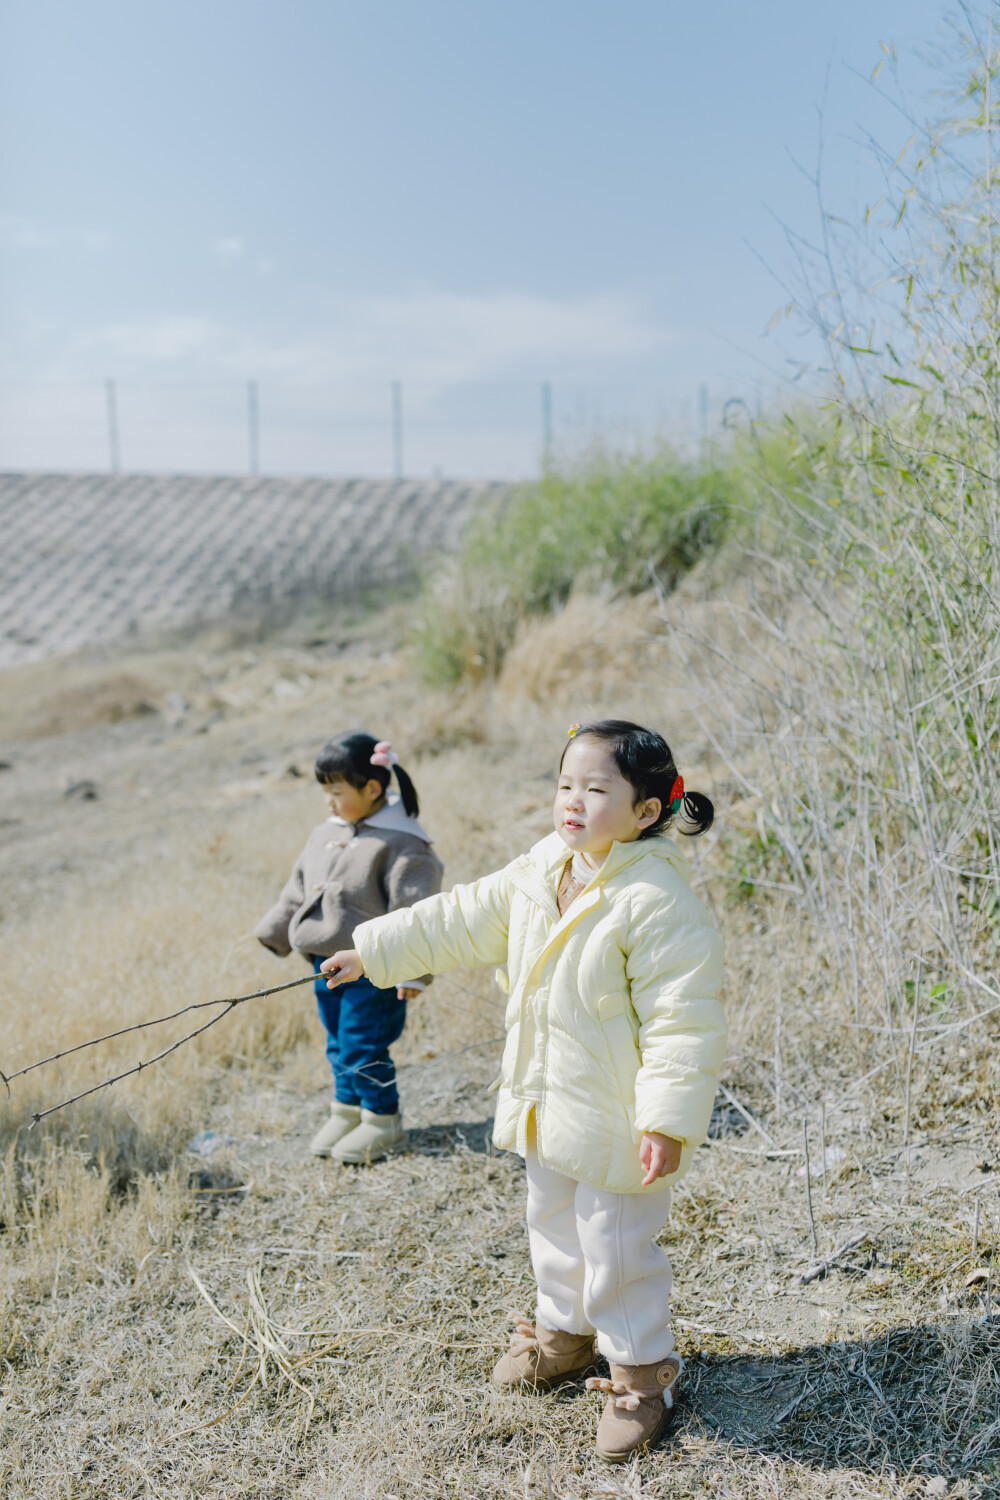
[597,994,640,1108]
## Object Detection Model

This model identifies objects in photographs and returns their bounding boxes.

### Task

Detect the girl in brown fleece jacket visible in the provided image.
[254,732,442,1162]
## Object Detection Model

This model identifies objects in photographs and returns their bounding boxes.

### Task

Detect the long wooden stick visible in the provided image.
[1,971,321,1093]
[0,970,326,1124]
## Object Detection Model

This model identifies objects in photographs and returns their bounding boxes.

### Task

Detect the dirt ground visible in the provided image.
[1,593,997,1499]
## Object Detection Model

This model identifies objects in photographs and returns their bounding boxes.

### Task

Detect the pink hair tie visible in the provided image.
[370,740,399,769]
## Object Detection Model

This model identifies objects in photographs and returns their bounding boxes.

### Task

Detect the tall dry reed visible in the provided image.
[658,9,1000,1132]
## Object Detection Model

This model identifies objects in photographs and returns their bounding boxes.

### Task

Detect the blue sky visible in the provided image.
[0,1,959,473]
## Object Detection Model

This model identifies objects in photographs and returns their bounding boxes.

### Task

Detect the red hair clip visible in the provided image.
[669,775,684,811]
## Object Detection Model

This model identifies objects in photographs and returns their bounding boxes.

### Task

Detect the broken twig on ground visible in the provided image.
[801,1231,876,1285]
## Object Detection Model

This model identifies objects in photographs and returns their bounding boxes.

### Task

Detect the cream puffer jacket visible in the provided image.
[354,829,726,1194]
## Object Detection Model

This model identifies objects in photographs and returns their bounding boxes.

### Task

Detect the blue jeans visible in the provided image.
[312,958,407,1116]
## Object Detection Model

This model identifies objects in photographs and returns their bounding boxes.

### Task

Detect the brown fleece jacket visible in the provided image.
[253,798,443,978]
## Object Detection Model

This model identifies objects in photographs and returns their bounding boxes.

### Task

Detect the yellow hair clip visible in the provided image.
[567,723,581,738]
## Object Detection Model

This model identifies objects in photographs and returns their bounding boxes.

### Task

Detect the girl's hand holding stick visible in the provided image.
[323,953,418,1000]
[321,950,364,988]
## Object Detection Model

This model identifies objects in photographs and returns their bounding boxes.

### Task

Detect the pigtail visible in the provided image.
[678,790,714,836]
[392,762,420,819]
[368,739,420,819]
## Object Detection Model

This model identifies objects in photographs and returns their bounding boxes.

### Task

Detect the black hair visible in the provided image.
[560,719,713,838]
[314,731,420,818]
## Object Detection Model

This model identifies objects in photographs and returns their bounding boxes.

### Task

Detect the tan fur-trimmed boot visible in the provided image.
[587,1355,682,1462]
[492,1312,597,1392]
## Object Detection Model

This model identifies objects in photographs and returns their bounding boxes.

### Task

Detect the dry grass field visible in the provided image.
[1,575,998,1499]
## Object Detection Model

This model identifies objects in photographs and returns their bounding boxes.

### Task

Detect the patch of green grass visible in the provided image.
[416,443,743,684]
[478,444,734,608]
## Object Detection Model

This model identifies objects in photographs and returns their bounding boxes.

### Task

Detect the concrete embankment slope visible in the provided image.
[0,471,506,667]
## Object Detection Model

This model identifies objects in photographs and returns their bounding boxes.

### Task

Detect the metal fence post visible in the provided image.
[541,381,553,467]
[105,378,120,472]
[391,381,403,479]
[248,381,260,474]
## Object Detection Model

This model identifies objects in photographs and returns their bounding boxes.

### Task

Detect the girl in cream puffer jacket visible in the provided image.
[321,720,726,1462]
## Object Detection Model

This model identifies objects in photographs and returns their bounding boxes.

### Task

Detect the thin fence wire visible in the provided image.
[0,379,722,480]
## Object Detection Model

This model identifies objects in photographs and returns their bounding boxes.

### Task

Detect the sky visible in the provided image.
[0,0,961,475]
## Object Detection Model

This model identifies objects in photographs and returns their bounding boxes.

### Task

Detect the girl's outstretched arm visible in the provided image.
[338,866,514,993]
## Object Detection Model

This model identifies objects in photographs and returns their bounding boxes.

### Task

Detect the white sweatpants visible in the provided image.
[525,1145,675,1366]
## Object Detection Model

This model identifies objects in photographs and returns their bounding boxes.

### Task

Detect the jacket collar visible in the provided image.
[508,828,691,925]
[327,792,433,844]
[527,828,692,886]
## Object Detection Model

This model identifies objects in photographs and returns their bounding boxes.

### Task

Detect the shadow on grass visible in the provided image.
[403,1118,497,1157]
[674,1319,1000,1482]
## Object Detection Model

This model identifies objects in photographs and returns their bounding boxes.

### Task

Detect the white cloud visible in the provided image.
[0,214,54,249]
[212,290,663,384]
[211,236,245,262]
[0,213,109,252]
[352,290,662,381]
[60,288,667,385]
[100,315,218,362]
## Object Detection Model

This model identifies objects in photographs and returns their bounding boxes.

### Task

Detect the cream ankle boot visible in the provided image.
[492,1313,597,1391]
[331,1108,405,1164]
[309,1100,361,1157]
[587,1355,682,1462]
